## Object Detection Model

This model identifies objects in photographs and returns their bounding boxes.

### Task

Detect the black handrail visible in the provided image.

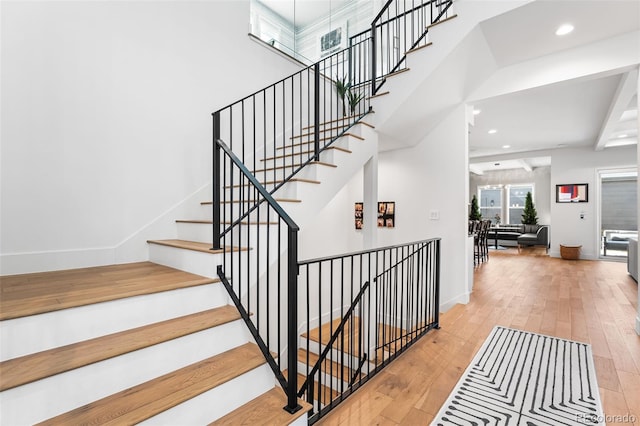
[213,136,301,413]
[297,238,440,424]
[209,0,454,418]
[362,0,454,95]
[212,36,373,213]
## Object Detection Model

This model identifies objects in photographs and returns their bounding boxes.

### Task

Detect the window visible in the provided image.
[507,185,534,225]
[478,184,535,225]
[478,186,502,224]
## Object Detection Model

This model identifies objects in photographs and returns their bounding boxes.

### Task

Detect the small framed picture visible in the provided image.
[377,201,395,228]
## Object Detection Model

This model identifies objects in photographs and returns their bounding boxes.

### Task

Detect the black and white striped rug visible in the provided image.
[432,326,604,425]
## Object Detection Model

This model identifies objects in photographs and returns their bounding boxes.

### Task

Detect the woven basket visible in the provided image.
[560,245,581,260]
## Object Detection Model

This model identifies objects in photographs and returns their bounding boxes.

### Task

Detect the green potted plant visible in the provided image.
[335,75,351,117]
[469,195,482,221]
[346,89,364,115]
[334,75,350,117]
[521,192,538,225]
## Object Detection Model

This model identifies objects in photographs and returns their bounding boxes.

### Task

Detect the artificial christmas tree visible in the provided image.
[521,191,538,225]
[469,195,482,221]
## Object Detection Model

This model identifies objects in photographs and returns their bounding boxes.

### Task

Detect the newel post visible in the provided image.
[211,112,221,251]
[284,227,301,413]
[313,62,320,161]
[371,23,377,96]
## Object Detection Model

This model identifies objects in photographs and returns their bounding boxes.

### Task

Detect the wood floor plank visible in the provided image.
[317,249,640,425]
[36,343,266,426]
[210,387,311,426]
[0,306,240,391]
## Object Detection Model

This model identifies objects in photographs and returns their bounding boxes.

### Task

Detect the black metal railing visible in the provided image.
[210,0,454,418]
[351,0,453,95]
[297,238,440,424]
[213,36,372,202]
[212,137,301,413]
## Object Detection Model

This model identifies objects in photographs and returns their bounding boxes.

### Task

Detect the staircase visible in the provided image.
[1,0,458,424]
[0,262,308,424]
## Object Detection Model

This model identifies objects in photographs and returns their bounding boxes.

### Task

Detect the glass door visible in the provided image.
[599,169,638,259]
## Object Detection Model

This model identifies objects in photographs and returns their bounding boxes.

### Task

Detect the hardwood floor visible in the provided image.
[318,248,640,425]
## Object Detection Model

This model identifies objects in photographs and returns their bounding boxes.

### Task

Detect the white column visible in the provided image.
[636,66,640,336]
[363,153,379,250]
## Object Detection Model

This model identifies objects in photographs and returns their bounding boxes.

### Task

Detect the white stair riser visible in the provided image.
[0,282,228,361]
[148,243,223,278]
[140,364,274,425]
[260,148,338,169]
[200,202,296,222]
[0,320,252,425]
[297,361,350,393]
[276,134,355,155]
[221,179,318,200]
[176,221,214,243]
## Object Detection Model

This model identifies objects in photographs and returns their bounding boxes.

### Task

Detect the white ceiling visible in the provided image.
[479,0,640,68]
[469,75,623,157]
[467,0,640,174]
[261,1,640,175]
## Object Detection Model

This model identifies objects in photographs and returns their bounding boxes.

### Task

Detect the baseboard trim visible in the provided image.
[1,183,212,276]
[0,247,116,276]
[440,292,470,313]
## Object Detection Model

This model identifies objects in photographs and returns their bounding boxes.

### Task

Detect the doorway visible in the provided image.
[599,168,638,259]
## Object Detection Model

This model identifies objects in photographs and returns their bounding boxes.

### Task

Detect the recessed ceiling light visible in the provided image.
[502,145,511,149]
[557,143,567,148]
[494,163,500,166]
[488,129,497,134]
[473,109,481,115]
[618,134,628,138]
[555,24,574,36]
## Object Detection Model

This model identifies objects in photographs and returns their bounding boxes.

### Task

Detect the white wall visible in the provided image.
[470,166,551,224]
[377,105,470,309]
[299,105,471,311]
[550,145,637,259]
[0,0,302,274]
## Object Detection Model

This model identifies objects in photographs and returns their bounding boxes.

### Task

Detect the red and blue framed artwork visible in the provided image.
[556,183,588,203]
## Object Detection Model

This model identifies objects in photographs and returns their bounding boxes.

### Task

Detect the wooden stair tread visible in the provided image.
[427,13,458,29]
[225,177,321,188]
[290,124,351,140]
[147,239,248,254]
[302,317,364,355]
[301,114,364,130]
[252,161,337,174]
[261,146,352,162]
[176,220,280,225]
[200,198,302,205]
[0,305,241,391]
[368,91,389,100]
[0,262,217,321]
[36,343,266,426]
[209,387,311,426]
[386,68,411,78]
[276,132,364,150]
[407,41,433,54]
[298,348,360,383]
